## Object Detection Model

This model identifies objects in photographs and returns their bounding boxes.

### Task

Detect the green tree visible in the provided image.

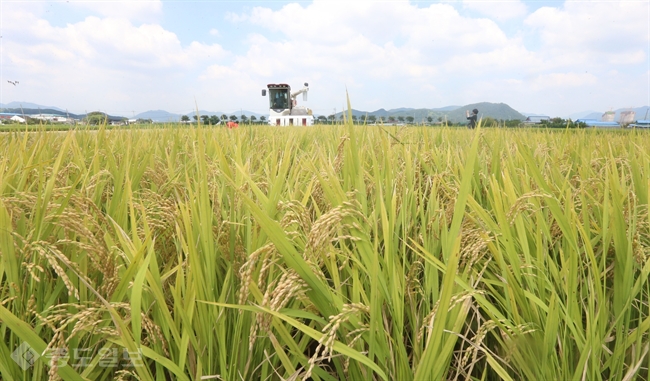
[406,116,414,124]
[260,116,266,123]
[427,116,433,124]
[397,116,405,122]
[209,115,219,125]
[86,112,108,125]
[540,117,583,129]
[221,114,228,121]
[352,115,358,123]
[388,116,396,123]
[505,119,522,128]
[250,115,257,123]
[241,115,248,123]
[317,115,327,124]
[327,115,335,123]
[181,115,190,123]
[368,115,377,123]
[201,115,210,125]
[482,117,497,127]
[193,115,198,122]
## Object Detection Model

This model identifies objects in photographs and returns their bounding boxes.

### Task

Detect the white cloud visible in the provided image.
[228,3,516,76]
[0,6,229,113]
[219,1,539,111]
[198,65,259,99]
[441,42,538,74]
[219,0,648,115]
[528,72,598,90]
[462,0,527,21]
[70,0,163,23]
[7,16,227,69]
[525,1,649,59]
[1,1,648,117]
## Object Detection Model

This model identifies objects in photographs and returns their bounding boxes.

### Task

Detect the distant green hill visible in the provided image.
[334,103,525,123]
[0,108,126,122]
[445,102,525,123]
[0,108,82,118]
[383,108,447,121]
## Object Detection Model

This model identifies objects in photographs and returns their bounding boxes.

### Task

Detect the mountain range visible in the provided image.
[335,102,525,123]
[580,107,650,121]
[0,103,266,122]
[3,102,649,124]
[0,101,66,112]
[132,109,266,122]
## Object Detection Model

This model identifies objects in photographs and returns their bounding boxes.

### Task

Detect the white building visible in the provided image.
[31,114,73,123]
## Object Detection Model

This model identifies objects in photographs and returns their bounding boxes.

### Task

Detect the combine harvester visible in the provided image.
[262,83,314,126]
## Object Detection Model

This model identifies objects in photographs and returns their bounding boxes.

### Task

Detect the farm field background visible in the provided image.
[0,124,649,380]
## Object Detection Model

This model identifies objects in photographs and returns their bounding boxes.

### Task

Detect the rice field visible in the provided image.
[0,122,648,381]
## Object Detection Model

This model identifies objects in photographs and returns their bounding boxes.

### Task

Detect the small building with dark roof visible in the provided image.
[523,115,551,124]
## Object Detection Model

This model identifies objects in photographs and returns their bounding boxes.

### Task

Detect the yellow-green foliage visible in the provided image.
[0,124,649,381]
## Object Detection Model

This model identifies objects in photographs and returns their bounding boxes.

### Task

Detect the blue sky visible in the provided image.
[1,0,648,118]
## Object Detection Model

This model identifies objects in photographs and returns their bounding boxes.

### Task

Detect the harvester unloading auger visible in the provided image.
[262,82,314,126]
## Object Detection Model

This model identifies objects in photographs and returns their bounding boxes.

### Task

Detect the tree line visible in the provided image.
[177,114,587,128]
[180,114,267,125]
[317,115,448,124]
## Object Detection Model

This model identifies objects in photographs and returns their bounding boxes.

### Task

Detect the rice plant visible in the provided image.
[0,121,648,380]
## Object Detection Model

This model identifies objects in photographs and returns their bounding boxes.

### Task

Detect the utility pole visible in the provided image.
[20,104,26,124]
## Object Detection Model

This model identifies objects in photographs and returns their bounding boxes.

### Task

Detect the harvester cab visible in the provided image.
[261,82,314,126]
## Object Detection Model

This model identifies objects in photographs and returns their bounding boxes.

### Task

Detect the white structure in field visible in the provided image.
[262,83,314,126]
[619,111,636,125]
[601,111,615,122]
